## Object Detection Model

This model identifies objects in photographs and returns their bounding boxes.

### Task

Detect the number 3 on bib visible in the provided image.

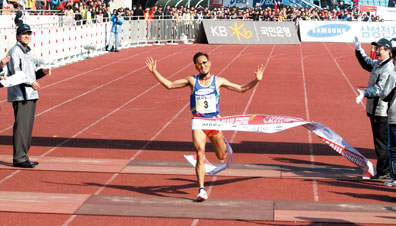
[196,95,216,114]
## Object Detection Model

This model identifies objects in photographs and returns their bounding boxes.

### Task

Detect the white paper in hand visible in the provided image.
[354,36,361,50]
[356,89,365,104]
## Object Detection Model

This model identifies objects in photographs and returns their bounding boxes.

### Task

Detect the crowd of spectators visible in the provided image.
[2,0,391,23]
[112,1,386,22]
[66,0,387,23]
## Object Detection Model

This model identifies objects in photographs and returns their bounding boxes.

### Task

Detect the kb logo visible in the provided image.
[229,22,253,41]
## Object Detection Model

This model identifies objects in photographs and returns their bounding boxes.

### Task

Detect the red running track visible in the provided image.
[0,43,395,226]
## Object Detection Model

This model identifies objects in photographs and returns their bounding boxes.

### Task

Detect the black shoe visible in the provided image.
[29,161,39,166]
[372,174,391,180]
[114,49,119,52]
[13,161,35,168]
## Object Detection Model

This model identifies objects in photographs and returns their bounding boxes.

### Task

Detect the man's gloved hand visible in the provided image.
[354,36,361,50]
[356,89,365,104]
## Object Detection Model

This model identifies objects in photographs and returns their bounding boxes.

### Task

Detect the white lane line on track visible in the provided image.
[0,170,20,185]
[300,43,319,202]
[323,43,366,110]
[229,45,276,143]
[300,44,319,202]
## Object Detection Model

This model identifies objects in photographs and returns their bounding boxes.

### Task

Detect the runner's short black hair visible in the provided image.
[193,52,209,64]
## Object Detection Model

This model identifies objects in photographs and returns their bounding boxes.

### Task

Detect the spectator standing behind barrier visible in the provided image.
[35,0,45,12]
[64,4,74,25]
[379,39,396,187]
[103,5,110,22]
[25,0,33,10]
[106,10,123,52]
[14,3,25,28]
[6,24,51,168]
[0,0,3,15]
[134,4,143,20]
[355,37,393,180]
[81,3,88,24]
[74,8,82,25]
[86,6,93,24]
[45,0,52,14]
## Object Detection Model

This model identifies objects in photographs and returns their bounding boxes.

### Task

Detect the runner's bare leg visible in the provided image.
[210,131,227,160]
[193,129,208,187]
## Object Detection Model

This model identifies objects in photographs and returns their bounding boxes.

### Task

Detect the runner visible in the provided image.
[145,52,264,201]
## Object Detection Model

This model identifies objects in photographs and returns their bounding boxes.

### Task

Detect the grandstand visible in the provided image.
[284,0,389,7]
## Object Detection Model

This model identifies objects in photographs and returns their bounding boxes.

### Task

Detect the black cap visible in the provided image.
[16,24,32,35]
[371,38,392,50]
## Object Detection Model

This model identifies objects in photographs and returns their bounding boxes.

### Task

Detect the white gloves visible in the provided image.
[356,89,366,104]
[354,36,361,50]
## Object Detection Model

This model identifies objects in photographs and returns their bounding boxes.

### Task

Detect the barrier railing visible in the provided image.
[3,19,396,69]
[0,19,201,68]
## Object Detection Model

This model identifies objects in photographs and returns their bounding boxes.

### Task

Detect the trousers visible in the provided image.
[107,32,121,51]
[12,100,36,164]
[369,114,390,176]
[387,124,396,179]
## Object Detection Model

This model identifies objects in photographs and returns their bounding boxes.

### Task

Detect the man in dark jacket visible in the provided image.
[134,4,144,20]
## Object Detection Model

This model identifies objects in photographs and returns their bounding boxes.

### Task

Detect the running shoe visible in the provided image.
[197,187,208,201]
[384,179,396,187]
[371,174,391,180]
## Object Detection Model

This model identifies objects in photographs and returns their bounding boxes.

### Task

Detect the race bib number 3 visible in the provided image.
[196,94,216,114]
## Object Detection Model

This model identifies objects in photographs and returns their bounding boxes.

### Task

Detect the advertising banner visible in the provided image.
[376,6,396,21]
[299,21,396,43]
[253,0,276,9]
[359,5,396,21]
[211,0,224,6]
[223,0,276,8]
[360,5,378,15]
[201,20,300,44]
[223,0,252,9]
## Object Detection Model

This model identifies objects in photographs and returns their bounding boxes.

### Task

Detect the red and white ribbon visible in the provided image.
[187,114,376,179]
[184,137,233,175]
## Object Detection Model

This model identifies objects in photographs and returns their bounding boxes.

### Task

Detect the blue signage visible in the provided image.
[253,0,275,8]
[308,24,351,38]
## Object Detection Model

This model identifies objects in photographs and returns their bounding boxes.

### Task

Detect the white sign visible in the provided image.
[299,21,396,43]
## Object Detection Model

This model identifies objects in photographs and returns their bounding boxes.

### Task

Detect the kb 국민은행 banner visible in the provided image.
[198,20,300,44]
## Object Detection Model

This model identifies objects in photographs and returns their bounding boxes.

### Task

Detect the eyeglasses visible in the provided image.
[195,60,208,66]
[375,46,386,51]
